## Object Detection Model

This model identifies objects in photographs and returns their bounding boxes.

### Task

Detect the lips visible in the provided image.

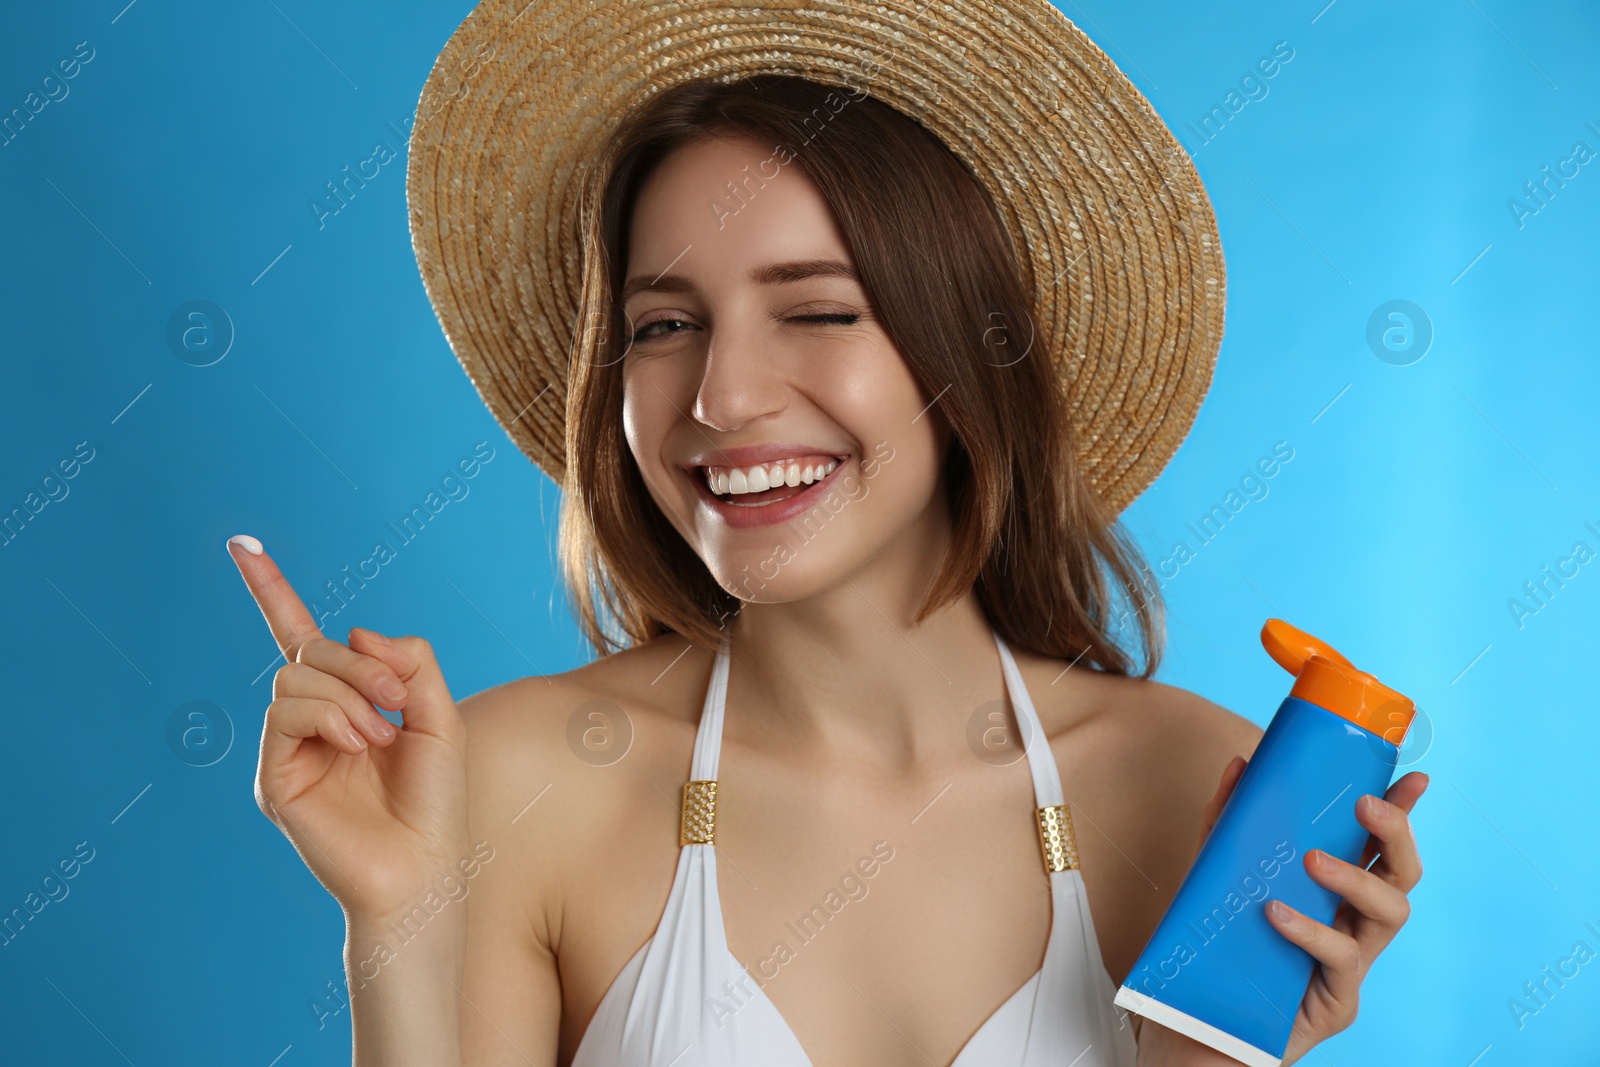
[688,453,851,530]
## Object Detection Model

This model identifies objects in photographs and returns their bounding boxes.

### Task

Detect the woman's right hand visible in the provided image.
[227,535,470,925]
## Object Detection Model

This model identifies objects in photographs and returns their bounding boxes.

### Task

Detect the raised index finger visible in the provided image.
[225,534,323,660]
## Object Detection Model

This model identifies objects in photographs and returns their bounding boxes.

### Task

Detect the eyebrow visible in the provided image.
[618,258,859,305]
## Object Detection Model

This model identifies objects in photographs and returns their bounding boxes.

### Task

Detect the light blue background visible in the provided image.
[3,1,1596,1064]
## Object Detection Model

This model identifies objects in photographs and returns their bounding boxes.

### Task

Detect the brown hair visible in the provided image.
[560,73,1164,677]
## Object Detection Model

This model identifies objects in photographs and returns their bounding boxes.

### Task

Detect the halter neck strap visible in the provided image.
[689,629,1062,808]
[689,640,731,782]
[992,629,1066,810]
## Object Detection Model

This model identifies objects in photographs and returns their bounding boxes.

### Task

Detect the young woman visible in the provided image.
[229,7,1427,1067]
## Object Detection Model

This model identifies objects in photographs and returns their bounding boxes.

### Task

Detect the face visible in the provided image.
[619,131,950,604]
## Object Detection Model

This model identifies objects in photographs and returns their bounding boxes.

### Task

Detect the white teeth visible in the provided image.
[703,458,840,497]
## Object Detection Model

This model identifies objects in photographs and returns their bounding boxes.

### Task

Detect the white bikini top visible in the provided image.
[571,627,1139,1066]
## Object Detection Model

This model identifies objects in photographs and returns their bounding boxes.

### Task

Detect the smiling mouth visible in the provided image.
[695,456,846,506]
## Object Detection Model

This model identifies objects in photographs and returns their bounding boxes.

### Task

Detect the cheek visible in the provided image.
[620,373,645,456]
[621,361,676,455]
[620,366,683,498]
[808,349,944,506]
[813,345,927,434]
[834,348,936,441]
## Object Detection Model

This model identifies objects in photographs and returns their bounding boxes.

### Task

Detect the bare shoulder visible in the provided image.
[450,633,714,927]
[1016,650,1263,792]
[1093,671,1263,778]
[1012,649,1267,981]
[449,636,716,1055]
[453,632,712,825]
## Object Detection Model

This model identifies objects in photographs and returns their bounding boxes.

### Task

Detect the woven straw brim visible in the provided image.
[406,0,1225,515]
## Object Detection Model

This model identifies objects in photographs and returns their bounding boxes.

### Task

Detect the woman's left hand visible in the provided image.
[1133,763,1430,1065]
[1271,769,1430,1065]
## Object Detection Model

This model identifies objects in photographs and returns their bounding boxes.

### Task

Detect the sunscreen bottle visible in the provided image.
[1113,619,1415,1066]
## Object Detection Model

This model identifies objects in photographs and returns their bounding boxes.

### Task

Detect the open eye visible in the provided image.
[630,317,700,343]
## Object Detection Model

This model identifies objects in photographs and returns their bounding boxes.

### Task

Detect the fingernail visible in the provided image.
[380,679,407,705]
[354,627,390,646]
[372,712,396,738]
[228,534,263,555]
[1361,794,1384,816]
[348,727,367,750]
[1268,900,1293,921]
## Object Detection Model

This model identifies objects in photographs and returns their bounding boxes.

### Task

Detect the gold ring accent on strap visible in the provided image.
[1037,804,1080,872]
[680,779,719,846]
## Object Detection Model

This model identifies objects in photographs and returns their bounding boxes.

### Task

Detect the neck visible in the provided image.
[722,563,1005,773]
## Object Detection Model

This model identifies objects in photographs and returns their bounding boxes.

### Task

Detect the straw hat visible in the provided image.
[406,0,1225,516]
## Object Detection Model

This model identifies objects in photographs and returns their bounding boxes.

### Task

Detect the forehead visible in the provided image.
[624,132,854,284]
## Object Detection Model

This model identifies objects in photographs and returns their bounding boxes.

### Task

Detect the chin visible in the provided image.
[677,442,942,604]
[704,527,881,605]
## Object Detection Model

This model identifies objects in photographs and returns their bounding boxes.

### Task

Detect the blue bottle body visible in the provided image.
[1114,696,1399,1064]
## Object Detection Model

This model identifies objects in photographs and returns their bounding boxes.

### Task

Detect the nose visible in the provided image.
[690,313,789,433]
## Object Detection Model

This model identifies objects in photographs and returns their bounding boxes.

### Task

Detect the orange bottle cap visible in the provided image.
[1260,619,1415,746]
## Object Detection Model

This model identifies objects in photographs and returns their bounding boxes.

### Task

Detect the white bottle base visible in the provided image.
[1114,985,1282,1067]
